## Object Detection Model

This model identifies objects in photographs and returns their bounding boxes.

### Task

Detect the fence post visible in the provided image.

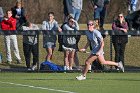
[37,31,40,72]
[110,35,113,61]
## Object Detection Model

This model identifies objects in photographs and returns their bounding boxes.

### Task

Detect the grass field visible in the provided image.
[0,24,140,93]
[0,24,140,68]
[0,72,140,93]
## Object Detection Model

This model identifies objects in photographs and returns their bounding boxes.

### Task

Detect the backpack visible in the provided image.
[40,61,64,71]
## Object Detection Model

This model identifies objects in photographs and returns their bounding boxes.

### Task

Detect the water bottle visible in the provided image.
[0,53,2,63]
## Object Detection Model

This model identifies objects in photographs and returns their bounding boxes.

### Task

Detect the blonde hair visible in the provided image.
[93,20,100,30]
[118,13,126,23]
[87,20,100,30]
[16,1,23,7]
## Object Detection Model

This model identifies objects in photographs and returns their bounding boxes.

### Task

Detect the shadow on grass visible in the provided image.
[24,77,140,82]
[24,78,75,81]
[1,63,140,73]
[125,65,140,72]
[0,62,27,72]
[93,77,140,82]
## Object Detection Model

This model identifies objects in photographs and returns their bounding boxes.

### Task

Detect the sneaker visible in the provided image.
[69,67,73,70]
[66,66,70,70]
[31,65,37,71]
[27,68,32,71]
[75,66,82,70]
[118,61,124,72]
[17,59,22,64]
[116,68,120,71]
[76,75,86,80]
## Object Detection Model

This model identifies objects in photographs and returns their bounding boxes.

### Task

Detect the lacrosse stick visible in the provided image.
[79,51,90,54]
[62,45,75,51]
[62,45,91,53]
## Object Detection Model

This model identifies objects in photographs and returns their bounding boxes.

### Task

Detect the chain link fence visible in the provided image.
[0,30,140,72]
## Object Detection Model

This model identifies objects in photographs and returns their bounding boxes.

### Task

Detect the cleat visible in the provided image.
[31,65,37,71]
[76,75,86,80]
[118,61,124,72]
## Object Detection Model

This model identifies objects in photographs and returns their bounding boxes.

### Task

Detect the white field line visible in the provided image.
[0,81,76,93]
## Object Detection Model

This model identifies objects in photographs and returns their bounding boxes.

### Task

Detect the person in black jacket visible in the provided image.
[112,13,128,68]
[11,1,27,29]
[133,14,140,30]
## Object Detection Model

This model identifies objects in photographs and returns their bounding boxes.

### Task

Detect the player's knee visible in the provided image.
[47,53,52,57]
[65,54,69,58]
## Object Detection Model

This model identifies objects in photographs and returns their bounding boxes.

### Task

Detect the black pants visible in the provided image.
[23,43,38,68]
[58,35,63,51]
[113,43,127,66]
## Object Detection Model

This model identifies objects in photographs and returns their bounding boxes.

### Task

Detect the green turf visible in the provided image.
[0,24,140,93]
[0,72,140,93]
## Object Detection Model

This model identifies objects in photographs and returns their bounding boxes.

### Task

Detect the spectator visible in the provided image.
[76,20,124,80]
[22,22,39,71]
[0,7,4,22]
[65,0,83,21]
[133,14,140,30]
[11,1,27,30]
[112,13,128,68]
[1,10,21,64]
[58,0,73,51]
[100,0,110,30]
[136,0,140,10]
[130,0,138,12]
[62,17,80,70]
[63,0,72,22]
[42,12,62,61]
[127,0,140,30]
[93,0,110,30]
[71,0,83,21]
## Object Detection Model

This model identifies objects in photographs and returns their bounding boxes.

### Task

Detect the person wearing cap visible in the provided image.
[76,20,124,80]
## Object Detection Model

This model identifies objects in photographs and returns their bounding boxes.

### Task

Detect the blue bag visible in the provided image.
[40,61,64,71]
